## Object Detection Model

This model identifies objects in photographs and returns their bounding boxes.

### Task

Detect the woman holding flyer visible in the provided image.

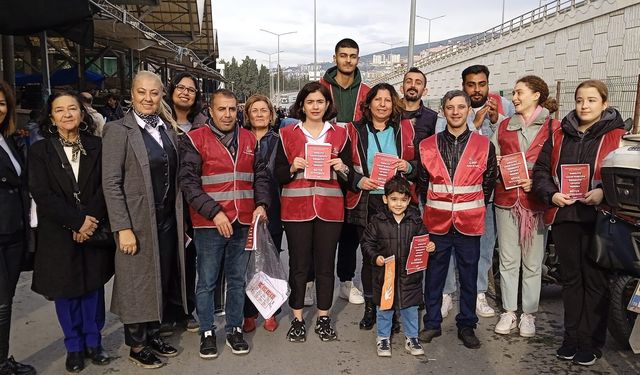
[491,75,559,339]
[533,80,626,366]
[345,83,416,331]
[274,82,353,342]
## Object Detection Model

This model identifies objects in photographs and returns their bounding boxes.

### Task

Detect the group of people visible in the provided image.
[0,36,628,374]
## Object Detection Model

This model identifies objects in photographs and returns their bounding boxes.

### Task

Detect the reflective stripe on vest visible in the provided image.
[425,198,485,211]
[201,172,254,185]
[281,187,343,197]
[429,183,483,194]
[207,190,255,200]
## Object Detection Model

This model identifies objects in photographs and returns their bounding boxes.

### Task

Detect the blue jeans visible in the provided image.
[443,204,496,294]
[424,231,480,330]
[194,224,249,334]
[377,306,419,339]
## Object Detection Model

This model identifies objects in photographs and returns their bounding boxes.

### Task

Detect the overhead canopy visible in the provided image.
[15,67,106,87]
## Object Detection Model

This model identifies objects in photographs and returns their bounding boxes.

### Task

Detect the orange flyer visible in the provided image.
[370,153,399,187]
[500,152,529,190]
[561,164,590,199]
[304,143,332,181]
[406,234,430,274]
[380,255,396,311]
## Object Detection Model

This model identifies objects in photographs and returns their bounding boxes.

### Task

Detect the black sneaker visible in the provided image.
[129,347,163,369]
[556,344,577,360]
[418,329,442,343]
[4,356,36,375]
[85,346,111,365]
[199,330,218,359]
[149,337,178,357]
[376,338,391,357]
[314,316,337,342]
[65,352,84,373]
[226,327,250,355]
[573,351,597,366]
[286,318,306,342]
[457,327,481,349]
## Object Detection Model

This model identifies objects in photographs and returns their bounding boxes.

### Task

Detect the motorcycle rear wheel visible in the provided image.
[608,274,639,349]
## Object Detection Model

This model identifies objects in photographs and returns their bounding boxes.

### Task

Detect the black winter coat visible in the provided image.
[532,108,625,224]
[0,134,28,237]
[347,120,418,227]
[361,206,427,308]
[401,101,437,148]
[29,135,114,299]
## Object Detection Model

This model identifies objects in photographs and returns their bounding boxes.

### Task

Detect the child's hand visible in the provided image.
[427,242,436,252]
[375,256,385,266]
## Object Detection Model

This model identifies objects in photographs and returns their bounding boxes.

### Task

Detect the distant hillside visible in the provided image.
[359,33,478,62]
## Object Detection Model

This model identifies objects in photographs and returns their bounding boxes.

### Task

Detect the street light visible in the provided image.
[416,14,446,56]
[260,28,297,105]
[257,49,283,103]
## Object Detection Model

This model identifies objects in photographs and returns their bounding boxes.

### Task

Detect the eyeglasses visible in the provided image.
[175,84,197,95]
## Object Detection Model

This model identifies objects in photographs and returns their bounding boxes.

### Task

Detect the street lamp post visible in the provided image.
[260,28,297,106]
[257,49,283,103]
[416,14,446,56]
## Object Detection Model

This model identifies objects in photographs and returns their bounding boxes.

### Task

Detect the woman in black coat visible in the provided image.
[29,91,114,373]
[0,81,35,375]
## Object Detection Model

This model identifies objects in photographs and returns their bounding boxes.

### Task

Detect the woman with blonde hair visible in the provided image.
[102,71,186,369]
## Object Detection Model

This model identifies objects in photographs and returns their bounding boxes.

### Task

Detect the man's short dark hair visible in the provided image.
[404,67,426,83]
[210,88,237,106]
[441,90,471,109]
[461,65,490,82]
[335,38,359,54]
[384,175,411,197]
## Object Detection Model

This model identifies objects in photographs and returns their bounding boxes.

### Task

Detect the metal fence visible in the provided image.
[424,76,639,130]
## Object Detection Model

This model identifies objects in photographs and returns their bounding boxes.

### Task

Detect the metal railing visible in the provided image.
[89,0,223,80]
[369,0,591,85]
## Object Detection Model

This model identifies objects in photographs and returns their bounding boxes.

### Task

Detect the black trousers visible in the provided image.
[0,232,23,363]
[359,194,387,297]
[336,222,360,282]
[284,220,342,311]
[163,239,196,322]
[125,209,177,347]
[552,222,609,351]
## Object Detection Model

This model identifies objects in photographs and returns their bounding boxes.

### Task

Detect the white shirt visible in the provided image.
[294,121,333,144]
[133,113,166,147]
[0,133,21,176]
[63,147,80,181]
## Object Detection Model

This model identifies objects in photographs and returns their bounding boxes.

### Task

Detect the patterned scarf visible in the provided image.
[133,108,160,128]
[58,135,86,162]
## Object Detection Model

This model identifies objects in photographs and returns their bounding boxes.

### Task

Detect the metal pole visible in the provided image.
[260,29,297,106]
[633,74,640,134]
[428,20,432,54]
[40,32,51,100]
[314,0,317,81]
[1,35,15,87]
[501,0,506,25]
[555,81,561,120]
[408,0,416,68]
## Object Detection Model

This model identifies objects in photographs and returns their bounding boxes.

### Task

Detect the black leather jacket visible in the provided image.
[417,128,497,204]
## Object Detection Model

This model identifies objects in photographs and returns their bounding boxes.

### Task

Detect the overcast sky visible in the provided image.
[212,0,545,67]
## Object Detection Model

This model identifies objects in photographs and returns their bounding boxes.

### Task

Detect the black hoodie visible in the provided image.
[532,107,625,223]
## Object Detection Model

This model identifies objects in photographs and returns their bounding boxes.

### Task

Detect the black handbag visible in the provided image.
[50,138,115,249]
[591,210,640,277]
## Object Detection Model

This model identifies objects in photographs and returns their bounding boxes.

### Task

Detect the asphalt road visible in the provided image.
[8,251,640,375]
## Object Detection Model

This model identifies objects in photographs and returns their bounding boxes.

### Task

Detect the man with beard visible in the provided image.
[400,67,437,147]
[319,38,370,306]
[435,65,514,322]
[418,90,497,349]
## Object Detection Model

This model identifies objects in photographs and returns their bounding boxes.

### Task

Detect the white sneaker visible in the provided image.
[518,313,536,337]
[476,293,496,318]
[441,294,453,319]
[339,281,365,304]
[494,311,518,335]
[304,281,315,307]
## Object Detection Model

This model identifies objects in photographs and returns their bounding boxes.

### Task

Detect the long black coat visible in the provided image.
[361,206,427,308]
[29,135,114,299]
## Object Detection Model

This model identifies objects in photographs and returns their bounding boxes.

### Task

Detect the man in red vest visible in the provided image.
[417,90,497,349]
[178,89,270,359]
[319,38,370,306]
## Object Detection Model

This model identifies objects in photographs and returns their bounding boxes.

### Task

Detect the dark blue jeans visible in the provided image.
[194,223,249,334]
[424,231,480,330]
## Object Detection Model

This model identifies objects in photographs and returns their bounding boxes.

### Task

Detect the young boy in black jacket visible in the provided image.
[361,176,435,357]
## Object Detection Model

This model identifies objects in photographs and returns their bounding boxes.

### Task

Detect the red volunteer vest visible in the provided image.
[543,128,626,226]
[420,133,489,236]
[187,127,257,228]
[494,117,560,211]
[346,119,415,209]
[320,79,370,122]
[280,124,348,222]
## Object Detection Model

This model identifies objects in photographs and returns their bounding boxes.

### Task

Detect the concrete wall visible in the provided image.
[385,0,640,118]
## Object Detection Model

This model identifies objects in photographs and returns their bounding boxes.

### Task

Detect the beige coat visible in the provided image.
[102,112,186,324]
